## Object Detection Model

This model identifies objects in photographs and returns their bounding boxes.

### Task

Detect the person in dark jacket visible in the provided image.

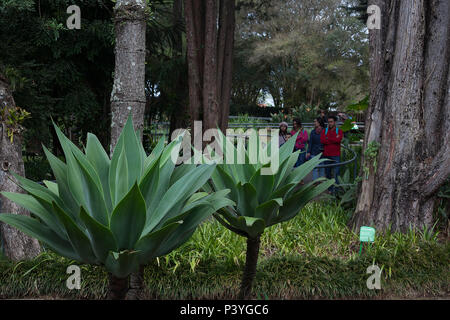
[306,117,325,180]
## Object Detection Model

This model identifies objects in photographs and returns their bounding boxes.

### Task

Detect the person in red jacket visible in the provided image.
[290,118,308,167]
[320,115,343,193]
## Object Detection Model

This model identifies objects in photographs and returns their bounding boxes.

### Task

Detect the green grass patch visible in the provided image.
[1,202,448,299]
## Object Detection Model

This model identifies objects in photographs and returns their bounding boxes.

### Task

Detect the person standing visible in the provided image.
[278,121,290,147]
[306,117,325,180]
[319,110,328,127]
[320,115,343,193]
[290,118,308,167]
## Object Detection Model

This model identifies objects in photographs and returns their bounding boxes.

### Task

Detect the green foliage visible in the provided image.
[363,141,380,179]
[234,0,369,109]
[1,202,448,299]
[207,131,334,239]
[0,116,233,278]
[0,105,31,142]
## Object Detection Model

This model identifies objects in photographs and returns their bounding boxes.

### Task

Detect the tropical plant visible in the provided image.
[204,130,334,298]
[0,117,234,299]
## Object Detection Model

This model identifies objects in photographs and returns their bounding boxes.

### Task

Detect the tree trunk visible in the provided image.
[110,0,147,154]
[0,74,41,260]
[126,265,145,300]
[352,0,450,232]
[107,273,129,300]
[169,0,189,139]
[239,235,261,299]
[184,0,236,133]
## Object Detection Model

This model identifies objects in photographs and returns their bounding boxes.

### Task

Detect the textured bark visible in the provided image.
[217,0,236,132]
[239,235,261,300]
[0,74,41,260]
[110,0,147,154]
[126,265,145,300]
[107,274,129,300]
[169,0,190,139]
[352,0,450,232]
[184,0,236,133]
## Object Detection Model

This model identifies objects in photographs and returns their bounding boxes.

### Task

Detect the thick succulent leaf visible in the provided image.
[53,122,102,191]
[279,131,299,164]
[273,152,300,189]
[144,140,181,214]
[43,180,58,195]
[0,213,80,261]
[270,182,298,200]
[236,182,258,217]
[80,207,118,262]
[120,116,144,187]
[169,163,196,186]
[10,172,75,222]
[73,156,109,226]
[43,146,79,217]
[210,165,238,201]
[254,198,282,226]
[143,164,216,234]
[286,153,327,184]
[105,250,140,279]
[143,138,165,171]
[52,202,98,264]
[10,171,59,204]
[272,179,335,226]
[155,202,219,256]
[109,132,125,206]
[1,192,65,238]
[235,216,265,238]
[139,157,160,213]
[135,221,182,264]
[86,133,112,213]
[113,146,129,205]
[249,168,275,204]
[109,183,146,249]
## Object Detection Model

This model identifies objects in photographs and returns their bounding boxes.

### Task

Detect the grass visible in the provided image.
[0,202,448,299]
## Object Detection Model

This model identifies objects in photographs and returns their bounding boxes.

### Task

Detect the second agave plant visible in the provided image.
[0,117,234,299]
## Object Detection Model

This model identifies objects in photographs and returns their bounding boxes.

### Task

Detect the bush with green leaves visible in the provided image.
[205,130,334,298]
[0,117,233,299]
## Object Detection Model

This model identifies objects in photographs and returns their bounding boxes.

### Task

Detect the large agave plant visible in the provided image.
[205,130,334,298]
[0,117,233,299]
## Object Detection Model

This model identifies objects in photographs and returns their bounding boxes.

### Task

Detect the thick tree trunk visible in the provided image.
[107,273,129,300]
[110,0,147,154]
[239,235,261,300]
[184,0,236,133]
[352,0,450,232]
[0,74,41,260]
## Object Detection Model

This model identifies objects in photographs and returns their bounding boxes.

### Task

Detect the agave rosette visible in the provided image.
[0,117,234,277]
[205,130,334,238]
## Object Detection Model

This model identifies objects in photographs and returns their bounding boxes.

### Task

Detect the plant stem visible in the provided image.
[107,273,129,300]
[126,265,144,300]
[239,235,261,299]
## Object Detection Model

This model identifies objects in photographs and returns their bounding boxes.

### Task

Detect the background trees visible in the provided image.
[232,0,369,111]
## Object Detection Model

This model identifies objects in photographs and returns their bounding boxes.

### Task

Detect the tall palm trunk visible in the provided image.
[110,0,147,153]
[239,235,261,299]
